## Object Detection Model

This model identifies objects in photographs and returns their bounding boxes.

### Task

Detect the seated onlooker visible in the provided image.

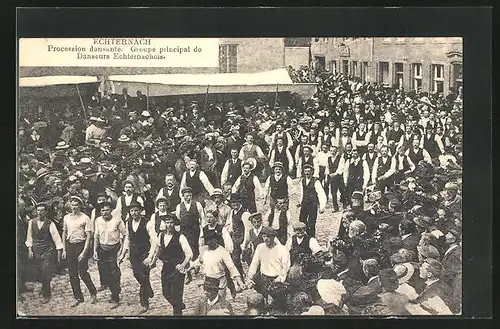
[377,268,411,315]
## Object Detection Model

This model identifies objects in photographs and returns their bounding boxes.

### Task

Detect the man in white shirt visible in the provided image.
[220,148,242,187]
[155,173,181,214]
[232,158,263,214]
[175,187,205,284]
[297,164,327,237]
[263,162,294,208]
[371,145,396,193]
[286,222,322,266]
[196,229,245,301]
[114,180,144,222]
[180,158,214,205]
[327,144,345,212]
[152,215,193,316]
[93,202,127,309]
[269,137,294,175]
[26,203,64,304]
[204,188,232,227]
[296,145,319,178]
[343,148,370,206]
[119,202,157,313]
[247,227,291,301]
[263,194,292,245]
[227,193,251,279]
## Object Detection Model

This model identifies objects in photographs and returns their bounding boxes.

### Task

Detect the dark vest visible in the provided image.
[321,133,333,146]
[185,170,203,197]
[179,202,200,234]
[159,186,181,213]
[158,231,184,272]
[128,217,150,256]
[301,156,314,175]
[308,134,318,146]
[387,128,404,143]
[202,224,225,247]
[227,159,242,184]
[408,148,424,165]
[394,154,411,172]
[273,146,289,173]
[423,134,439,157]
[248,227,264,249]
[348,160,364,185]
[369,130,383,145]
[119,194,139,221]
[364,152,378,171]
[290,235,312,264]
[301,177,319,205]
[268,208,288,237]
[270,174,288,200]
[31,219,55,255]
[377,156,392,177]
[231,207,246,243]
[401,133,414,149]
[328,154,342,174]
[238,173,255,201]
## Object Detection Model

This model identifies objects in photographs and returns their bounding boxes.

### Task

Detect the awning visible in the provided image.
[108,69,317,98]
[19,75,99,87]
[19,75,100,98]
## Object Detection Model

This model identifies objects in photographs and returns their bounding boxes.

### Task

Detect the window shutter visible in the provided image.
[229,45,238,73]
[429,64,433,92]
[375,62,379,83]
[219,45,227,73]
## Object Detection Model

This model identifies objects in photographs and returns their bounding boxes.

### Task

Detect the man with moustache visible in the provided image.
[343,148,370,207]
[221,148,243,187]
[155,173,182,214]
[371,145,396,193]
[362,143,378,185]
[263,193,292,245]
[268,137,294,176]
[62,196,98,307]
[232,158,263,214]
[115,180,144,222]
[25,203,64,304]
[119,202,157,313]
[297,164,327,237]
[93,201,127,309]
[180,158,215,206]
[327,144,346,212]
[152,214,193,316]
[263,162,294,208]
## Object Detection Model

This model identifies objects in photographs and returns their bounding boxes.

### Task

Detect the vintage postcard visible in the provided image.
[17,36,463,317]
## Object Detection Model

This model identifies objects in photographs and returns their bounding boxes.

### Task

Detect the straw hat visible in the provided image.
[241,157,257,171]
[393,262,415,284]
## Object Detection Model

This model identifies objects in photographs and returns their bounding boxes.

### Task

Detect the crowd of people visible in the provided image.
[18,69,463,316]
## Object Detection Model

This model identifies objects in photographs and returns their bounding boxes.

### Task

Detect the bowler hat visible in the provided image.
[229,193,242,203]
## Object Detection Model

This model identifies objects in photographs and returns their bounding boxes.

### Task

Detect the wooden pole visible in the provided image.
[274,84,279,108]
[146,83,150,112]
[204,85,210,112]
[75,84,87,119]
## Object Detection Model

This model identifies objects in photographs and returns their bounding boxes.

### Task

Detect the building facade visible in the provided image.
[310,37,463,94]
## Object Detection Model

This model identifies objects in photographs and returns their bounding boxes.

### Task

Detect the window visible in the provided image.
[352,61,358,76]
[432,64,444,93]
[360,62,369,81]
[329,60,337,73]
[378,61,389,84]
[219,44,238,73]
[451,63,463,91]
[394,62,404,89]
[342,60,349,74]
[412,63,423,91]
[395,37,406,44]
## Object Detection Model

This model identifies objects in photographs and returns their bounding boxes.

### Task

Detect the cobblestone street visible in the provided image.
[17,187,342,317]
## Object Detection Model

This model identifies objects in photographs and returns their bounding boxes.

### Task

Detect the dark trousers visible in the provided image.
[299,202,318,237]
[130,249,153,307]
[183,230,200,260]
[225,268,236,295]
[33,248,56,298]
[231,241,245,278]
[17,243,29,294]
[345,181,363,207]
[161,263,186,315]
[242,198,257,214]
[97,244,121,302]
[329,175,342,210]
[67,241,97,301]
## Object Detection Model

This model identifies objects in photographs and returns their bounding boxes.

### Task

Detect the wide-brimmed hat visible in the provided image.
[241,157,257,171]
[69,195,84,206]
[393,262,415,284]
[80,157,92,165]
[121,179,136,189]
[141,110,151,117]
[55,141,70,150]
[302,145,313,152]
[118,135,130,143]
[210,188,224,198]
